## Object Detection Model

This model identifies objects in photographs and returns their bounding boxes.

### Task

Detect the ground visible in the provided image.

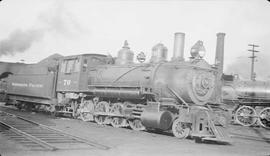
[0,106,269,156]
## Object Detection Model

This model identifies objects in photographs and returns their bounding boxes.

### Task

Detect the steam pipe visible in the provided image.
[172,32,185,61]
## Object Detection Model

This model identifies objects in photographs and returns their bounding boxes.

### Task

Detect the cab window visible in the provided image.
[60,58,80,73]
[90,57,106,64]
[82,59,88,72]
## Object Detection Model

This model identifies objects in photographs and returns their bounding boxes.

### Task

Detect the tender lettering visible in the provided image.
[11,83,28,87]
[11,83,43,88]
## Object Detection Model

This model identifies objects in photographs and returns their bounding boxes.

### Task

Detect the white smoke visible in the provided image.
[0,29,44,56]
[0,3,84,57]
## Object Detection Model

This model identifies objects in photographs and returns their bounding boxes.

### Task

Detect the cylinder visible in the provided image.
[141,111,173,130]
[215,33,226,73]
[172,32,185,61]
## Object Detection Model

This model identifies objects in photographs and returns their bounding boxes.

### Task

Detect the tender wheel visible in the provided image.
[94,101,110,125]
[258,107,270,129]
[235,106,257,126]
[47,105,57,116]
[172,118,190,139]
[15,101,23,110]
[128,119,145,131]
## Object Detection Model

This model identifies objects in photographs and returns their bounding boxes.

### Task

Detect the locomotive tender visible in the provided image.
[2,32,229,142]
[222,75,270,129]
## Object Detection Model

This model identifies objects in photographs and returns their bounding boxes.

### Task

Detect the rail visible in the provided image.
[0,110,110,151]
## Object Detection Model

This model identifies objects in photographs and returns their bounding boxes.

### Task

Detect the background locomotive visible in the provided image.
[222,75,270,129]
[0,32,229,143]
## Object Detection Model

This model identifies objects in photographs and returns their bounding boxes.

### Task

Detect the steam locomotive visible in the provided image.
[0,32,230,143]
[222,75,270,129]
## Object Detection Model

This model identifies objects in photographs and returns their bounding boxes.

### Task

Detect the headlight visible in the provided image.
[198,50,206,58]
[190,40,206,59]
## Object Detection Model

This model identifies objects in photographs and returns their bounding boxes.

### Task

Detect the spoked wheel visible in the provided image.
[15,101,23,110]
[258,107,270,129]
[16,104,22,110]
[111,117,127,128]
[94,101,110,125]
[95,115,110,125]
[80,112,94,122]
[128,119,145,131]
[110,103,124,115]
[47,105,57,117]
[79,100,95,122]
[235,106,257,126]
[172,118,190,139]
[110,103,126,128]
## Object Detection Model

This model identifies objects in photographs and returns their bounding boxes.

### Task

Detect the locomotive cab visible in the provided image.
[56,54,109,94]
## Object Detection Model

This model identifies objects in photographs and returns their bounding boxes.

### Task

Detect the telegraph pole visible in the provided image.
[248,44,259,81]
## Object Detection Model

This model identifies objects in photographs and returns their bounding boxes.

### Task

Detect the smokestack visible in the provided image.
[215,33,226,73]
[214,32,225,103]
[172,32,185,61]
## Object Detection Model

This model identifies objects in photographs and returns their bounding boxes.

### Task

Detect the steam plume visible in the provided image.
[0,3,84,57]
[0,29,44,56]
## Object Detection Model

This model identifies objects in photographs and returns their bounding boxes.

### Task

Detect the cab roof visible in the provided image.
[61,53,108,60]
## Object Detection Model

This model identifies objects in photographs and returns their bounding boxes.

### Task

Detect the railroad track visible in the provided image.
[0,110,110,151]
[230,132,270,143]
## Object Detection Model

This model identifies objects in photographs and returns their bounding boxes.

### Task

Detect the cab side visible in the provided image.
[56,54,109,94]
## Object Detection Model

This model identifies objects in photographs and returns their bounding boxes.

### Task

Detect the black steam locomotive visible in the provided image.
[0,32,230,143]
[222,75,270,129]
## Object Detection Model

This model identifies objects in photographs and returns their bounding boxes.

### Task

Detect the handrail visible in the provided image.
[167,85,189,108]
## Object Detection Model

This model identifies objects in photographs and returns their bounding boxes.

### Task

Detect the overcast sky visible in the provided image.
[0,0,270,79]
